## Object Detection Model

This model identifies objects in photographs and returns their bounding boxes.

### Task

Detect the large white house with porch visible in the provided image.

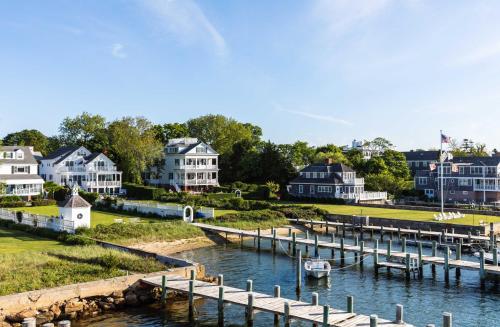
[144,138,219,192]
[40,146,122,194]
[0,146,44,198]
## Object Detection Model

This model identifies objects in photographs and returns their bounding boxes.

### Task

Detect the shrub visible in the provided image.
[0,195,22,203]
[277,206,328,221]
[54,188,69,202]
[0,201,26,208]
[79,191,99,205]
[123,183,167,200]
[31,199,57,206]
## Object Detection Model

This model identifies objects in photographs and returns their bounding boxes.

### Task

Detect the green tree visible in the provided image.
[364,172,412,198]
[255,142,296,186]
[186,115,258,155]
[43,181,63,199]
[108,117,163,183]
[345,149,365,173]
[381,149,410,179]
[314,144,349,164]
[46,136,63,155]
[364,156,388,175]
[152,123,189,144]
[59,112,109,152]
[365,137,393,152]
[2,129,49,155]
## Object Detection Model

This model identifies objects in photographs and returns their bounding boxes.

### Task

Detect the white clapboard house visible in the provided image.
[40,146,122,194]
[0,146,44,198]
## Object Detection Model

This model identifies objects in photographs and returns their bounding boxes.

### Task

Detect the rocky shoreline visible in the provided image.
[0,273,216,327]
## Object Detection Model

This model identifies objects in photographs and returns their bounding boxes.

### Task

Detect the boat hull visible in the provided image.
[305,269,330,279]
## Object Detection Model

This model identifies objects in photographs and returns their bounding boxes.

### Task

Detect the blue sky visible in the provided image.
[1,0,500,151]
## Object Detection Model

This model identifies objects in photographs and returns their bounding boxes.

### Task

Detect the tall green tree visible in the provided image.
[186,115,258,155]
[152,123,189,144]
[59,112,109,152]
[2,129,49,155]
[381,149,410,179]
[314,144,349,164]
[108,117,163,183]
[255,142,296,186]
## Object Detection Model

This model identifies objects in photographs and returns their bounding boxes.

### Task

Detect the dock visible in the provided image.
[193,223,500,282]
[141,274,414,327]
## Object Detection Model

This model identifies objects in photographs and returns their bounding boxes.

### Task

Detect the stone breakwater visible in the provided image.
[0,266,206,327]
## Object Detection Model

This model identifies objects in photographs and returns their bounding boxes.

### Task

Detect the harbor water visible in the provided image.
[75,234,500,326]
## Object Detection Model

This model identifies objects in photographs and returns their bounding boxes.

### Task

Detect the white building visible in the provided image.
[144,138,219,192]
[0,146,44,198]
[40,146,122,194]
[342,139,384,160]
[59,185,92,229]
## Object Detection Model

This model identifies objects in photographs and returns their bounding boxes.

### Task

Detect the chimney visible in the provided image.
[325,158,333,165]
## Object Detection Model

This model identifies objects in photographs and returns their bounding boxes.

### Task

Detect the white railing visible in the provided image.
[338,191,387,201]
[175,165,218,170]
[84,181,121,187]
[0,208,75,233]
[118,200,214,219]
[185,179,218,185]
[7,188,42,196]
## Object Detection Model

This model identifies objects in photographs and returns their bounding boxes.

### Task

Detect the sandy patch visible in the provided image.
[130,236,218,255]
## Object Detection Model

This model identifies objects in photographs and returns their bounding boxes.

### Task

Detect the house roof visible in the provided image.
[289,175,344,185]
[43,146,85,165]
[0,146,39,165]
[83,152,102,164]
[450,156,500,166]
[0,174,44,181]
[177,142,218,155]
[60,194,92,208]
[300,163,354,173]
[403,150,440,161]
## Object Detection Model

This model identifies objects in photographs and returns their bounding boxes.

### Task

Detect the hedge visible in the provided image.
[123,183,167,200]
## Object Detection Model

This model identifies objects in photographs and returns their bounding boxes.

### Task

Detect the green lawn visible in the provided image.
[294,203,500,226]
[13,205,162,227]
[0,228,65,254]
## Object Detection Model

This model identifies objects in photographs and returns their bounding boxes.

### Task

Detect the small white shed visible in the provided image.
[58,185,92,229]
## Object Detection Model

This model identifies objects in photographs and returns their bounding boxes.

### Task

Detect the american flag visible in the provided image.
[441,133,451,144]
[429,163,436,171]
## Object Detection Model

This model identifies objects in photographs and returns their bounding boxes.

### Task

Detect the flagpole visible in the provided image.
[440,130,444,214]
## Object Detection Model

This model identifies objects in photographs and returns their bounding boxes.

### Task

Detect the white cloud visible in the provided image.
[274,103,352,126]
[141,0,227,56]
[111,43,127,59]
[312,0,390,36]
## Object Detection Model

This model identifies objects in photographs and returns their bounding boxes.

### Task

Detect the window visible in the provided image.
[212,158,217,165]
[312,172,317,178]
[463,191,468,195]
[167,147,178,153]
[443,166,451,174]
[450,190,455,194]
[196,147,207,153]
[459,167,466,175]
[317,186,332,193]
[458,178,472,186]
[305,172,310,178]
[319,172,325,178]
[168,173,174,180]
[212,172,217,179]
[298,185,303,193]
[310,185,315,194]
[471,167,483,175]
[424,189,434,197]
[417,177,428,185]
[486,167,496,175]
[174,159,180,166]
[16,151,24,159]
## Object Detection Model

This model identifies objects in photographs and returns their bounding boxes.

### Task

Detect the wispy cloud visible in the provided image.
[141,0,227,56]
[111,43,127,59]
[449,42,500,67]
[274,103,352,126]
[312,0,390,36]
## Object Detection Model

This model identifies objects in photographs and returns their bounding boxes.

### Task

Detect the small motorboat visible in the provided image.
[304,257,331,279]
[473,248,500,264]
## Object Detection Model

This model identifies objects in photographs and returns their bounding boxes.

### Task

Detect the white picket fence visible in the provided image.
[0,208,75,233]
[116,201,215,219]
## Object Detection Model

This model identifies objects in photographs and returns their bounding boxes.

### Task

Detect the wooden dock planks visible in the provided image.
[193,223,500,276]
[142,275,413,326]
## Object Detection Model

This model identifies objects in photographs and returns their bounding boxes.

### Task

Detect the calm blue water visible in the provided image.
[75,234,500,326]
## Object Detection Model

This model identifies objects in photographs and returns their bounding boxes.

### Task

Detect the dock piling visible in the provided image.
[323,305,330,327]
[274,285,280,325]
[380,226,384,242]
[188,280,194,319]
[418,242,423,276]
[190,269,196,280]
[444,246,450,282]
[386,239,392,260]
[493,246,498,266]
[273,228,277,252]
[330,233,335,257]
[405,253,411,279]
[257,227,261,252]
[479,250,486,283]
[315,234,319,257]
[292,232,296,253]
[246,293,254,324]
[443,312,452,327]
[402,237,407,253]
[296,249,302,293]
[347,295,354,313]
[246,279,253,292]
[161,275,167,304]
[374,239,379,273]
[354,236,359,261]
[284,301,291,326]
[312,292,319,306]
[218,286,224,324]
[455,241,462,278]
[359,241,365,267]
[218,274,224,286]
[370,314,378,327]
[340,238,345,263]
[396,304,404,324]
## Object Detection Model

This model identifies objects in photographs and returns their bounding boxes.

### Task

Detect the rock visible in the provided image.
[0,322,12,327]
[114,298,125,308]
[49,304,61,319]
[6,309,38,323]
[105,297,114,304]
[111,290,123,298]
[98,302,115,311]
[125,293,139,306]
[64,300,84,314]
[36,311,54,325]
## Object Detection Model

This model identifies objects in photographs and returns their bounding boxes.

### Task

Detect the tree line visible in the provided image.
[1,112,413,196]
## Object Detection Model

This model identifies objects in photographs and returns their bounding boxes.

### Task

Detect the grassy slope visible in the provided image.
[0,228,165,296]
[0,228,65,254]
[13,205,161,227]
[293,203,500,226]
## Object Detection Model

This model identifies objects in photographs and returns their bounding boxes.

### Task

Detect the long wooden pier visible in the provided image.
[291,218,492,245]
[193,223,500,282]
[141,274,414,327]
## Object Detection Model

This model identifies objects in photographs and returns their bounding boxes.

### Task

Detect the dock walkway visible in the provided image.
[142,275,413,327]
[193,223,500,278]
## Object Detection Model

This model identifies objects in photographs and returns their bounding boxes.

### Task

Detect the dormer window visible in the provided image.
[166,147,178,153]
[15,150,24,159]
[196,146,207,153]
